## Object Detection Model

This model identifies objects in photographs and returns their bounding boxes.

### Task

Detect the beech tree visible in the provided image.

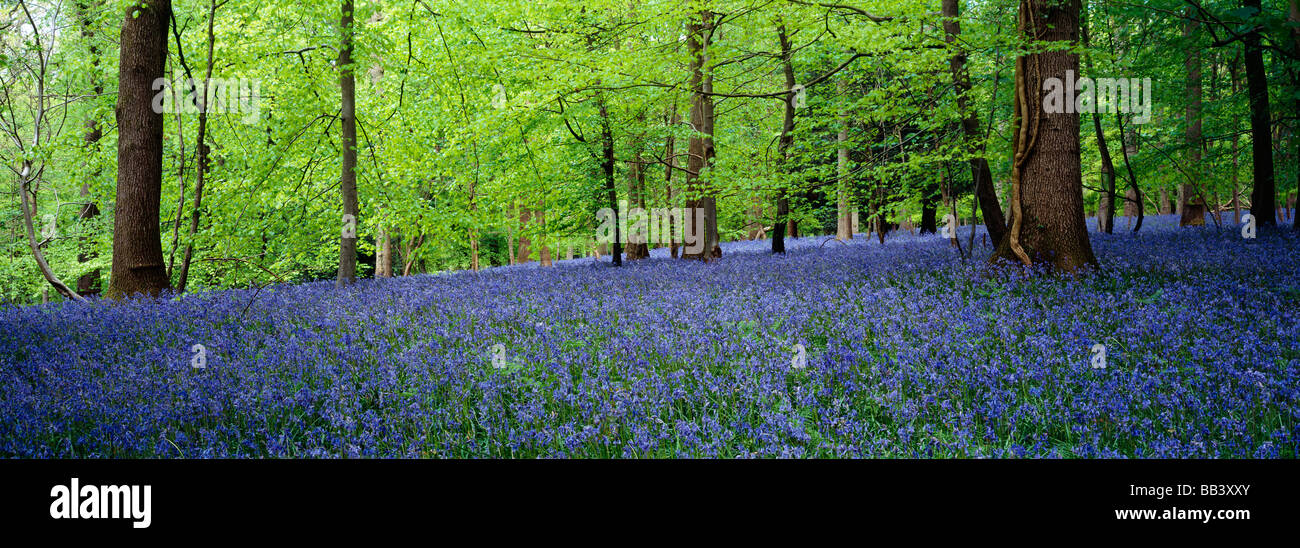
[993,0,1098,272]
[336,0,359,287]
[105,0,173,298]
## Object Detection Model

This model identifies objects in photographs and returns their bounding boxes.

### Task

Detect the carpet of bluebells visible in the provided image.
[2,213,1298,458]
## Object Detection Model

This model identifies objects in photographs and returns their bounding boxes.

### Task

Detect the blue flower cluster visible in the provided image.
[2,214,1296,458]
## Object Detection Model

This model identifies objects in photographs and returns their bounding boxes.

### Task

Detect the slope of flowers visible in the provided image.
[1,215,1297,458]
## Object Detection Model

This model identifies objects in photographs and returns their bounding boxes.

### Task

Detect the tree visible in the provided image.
[942,0,1007,244]
[336,0,359,287]
[1242,0,1275,227]
[773,21,796,253]
[682,7,720,261]
[993,0,1097,272]
[175,0,218,293]
[105,0,173,298]
[1181,12,1202,221]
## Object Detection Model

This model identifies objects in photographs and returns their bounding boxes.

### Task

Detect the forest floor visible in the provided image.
[1,213,1297,458]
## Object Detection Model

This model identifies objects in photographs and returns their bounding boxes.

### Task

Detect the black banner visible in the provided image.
[1,459,1291,540]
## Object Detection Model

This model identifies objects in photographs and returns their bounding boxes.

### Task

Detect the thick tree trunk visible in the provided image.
[993,0,1097,272]
[942,0,1008,244]
[105,0,173,298]
[1243,0,1276,226]
[683,9,720,260]
[336,0,360,286]
[1291,0,1300,231]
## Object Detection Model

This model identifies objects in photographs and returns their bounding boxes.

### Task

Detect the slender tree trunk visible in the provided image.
[1181,12,1202,222]
[773,22,796,253]
[626,138,650,260]
[993,0,1097,272]
[105,0,173,298]
[942,0,1008,244]
[516,209,533,263]
[598,94,622,265]
[1243,0,1276,226]
[175,0,218,293]
[835,77,852,241]
[76,1,103,296]
[664,106,681,258]
[1116,113,1144,232]
[376,229,393,276]
[1083,9,1117,234]
[19,161,83,300]
[1092,113,1117,233]
[538,210,553,266]
[336,0,359,286]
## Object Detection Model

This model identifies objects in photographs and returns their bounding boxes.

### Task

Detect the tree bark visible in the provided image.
[993,0,1097,272]
[773,22,796,253]
[336,0,360,286]
[626,141,650,260]
[77,1,103,295]
[1243,0,1276,226]
[1291,0,1300,231]
[1181,12,1202,221]
[175,0,218,293]
[105,0,173,298]
[664,106,681,258]
[835,77,852,241]
[942,0,1007,244]
[683,9,720,260]
[598,93,622,266]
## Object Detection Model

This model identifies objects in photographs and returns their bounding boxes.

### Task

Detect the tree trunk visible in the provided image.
[598,94,622,265]
[175,0,218,293]
[664,107,681,258]
[835,77,852,241]
[1116,115,1145,232]
[683,9,720,260]
[77,1,103,296]
[105,0,173,298]
[537,210,553,266]
[336,0,359,286]
[516,209,533,263]
[1181,13,1202,221]
[1092,112,1117,233]
[942,0,1008,244]
[920,177,938,234]
[626,146,650,260]
[376,228,393,277]
[1243,0,1276,226]
[1291,0,1300,231]
[773,22,796,253]
[993,0,1097,272]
